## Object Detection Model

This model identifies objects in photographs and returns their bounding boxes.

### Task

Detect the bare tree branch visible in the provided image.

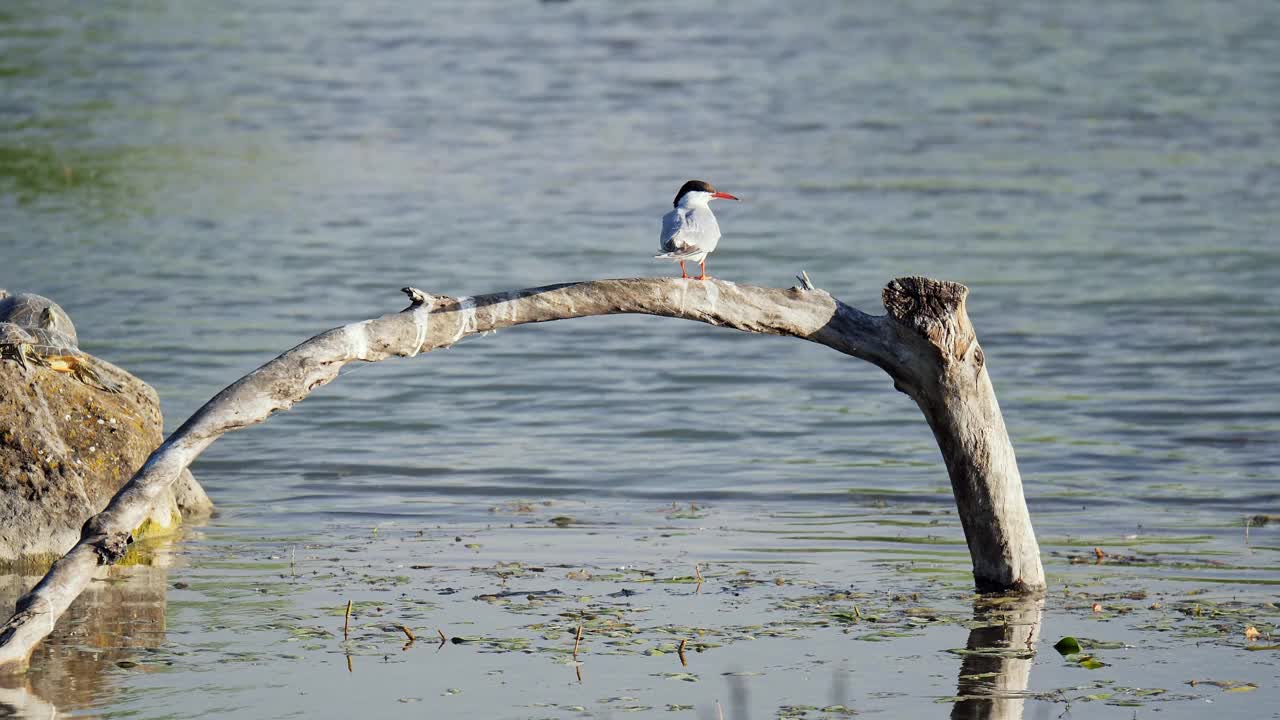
[0,276,1043,674]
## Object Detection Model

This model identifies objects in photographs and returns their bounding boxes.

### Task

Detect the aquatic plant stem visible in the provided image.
[0,275,1043,674]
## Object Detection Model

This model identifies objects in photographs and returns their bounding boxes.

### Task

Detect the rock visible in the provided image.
[0,294,212,570]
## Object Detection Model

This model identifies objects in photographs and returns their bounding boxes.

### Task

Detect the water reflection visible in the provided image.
[0,540,174,719]
[951,594,1044,720]
[0,679,65,720]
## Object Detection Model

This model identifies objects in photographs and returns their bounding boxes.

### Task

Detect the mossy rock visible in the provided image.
[0,296,211,570]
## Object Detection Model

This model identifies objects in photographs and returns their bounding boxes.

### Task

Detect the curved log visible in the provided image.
[0,276,1044,673]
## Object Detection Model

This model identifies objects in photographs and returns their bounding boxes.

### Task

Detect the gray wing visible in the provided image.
[659,208,715,253]
[659,209,684,254]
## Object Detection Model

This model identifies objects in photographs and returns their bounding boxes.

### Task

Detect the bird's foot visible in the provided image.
[694,274,711,281]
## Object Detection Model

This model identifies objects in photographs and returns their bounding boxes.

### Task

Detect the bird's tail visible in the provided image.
[654,248,703,260]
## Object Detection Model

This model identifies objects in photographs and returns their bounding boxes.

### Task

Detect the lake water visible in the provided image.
[1,1,1278,718]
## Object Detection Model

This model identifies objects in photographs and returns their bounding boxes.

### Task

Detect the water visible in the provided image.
[2,1,1278,717]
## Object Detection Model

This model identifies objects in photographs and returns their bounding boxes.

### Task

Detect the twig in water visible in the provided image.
[343,600,352,640]
[400,625,415,643]
[573,622,584,660]
[575,664,583,684]
[345,653,352,673]
[437,628,448,643]
[678,638,688,667]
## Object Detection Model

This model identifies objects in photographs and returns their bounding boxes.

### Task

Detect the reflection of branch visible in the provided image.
[0,683,68,719]
[2,276,1044,673]
[951,594,1044,720]
[1,560,169,715]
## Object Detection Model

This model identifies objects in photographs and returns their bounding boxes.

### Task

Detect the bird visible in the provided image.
[654,180,739,280]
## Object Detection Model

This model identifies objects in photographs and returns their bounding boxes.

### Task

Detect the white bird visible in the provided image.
[654,179,739,280]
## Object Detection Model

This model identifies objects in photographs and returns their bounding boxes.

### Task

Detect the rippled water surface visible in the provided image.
[2,1,1278,718]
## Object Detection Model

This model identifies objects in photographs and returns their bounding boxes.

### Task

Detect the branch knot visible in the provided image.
[882,277,974,360]
[94,532,133,565]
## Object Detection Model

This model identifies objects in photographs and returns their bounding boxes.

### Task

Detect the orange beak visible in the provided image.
[711,191,739,201]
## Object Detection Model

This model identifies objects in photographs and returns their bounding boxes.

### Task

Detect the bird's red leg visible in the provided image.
[679,260,689,279]
[695,259,709,281]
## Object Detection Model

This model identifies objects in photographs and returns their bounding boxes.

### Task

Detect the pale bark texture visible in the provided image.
[0,276,1044,673]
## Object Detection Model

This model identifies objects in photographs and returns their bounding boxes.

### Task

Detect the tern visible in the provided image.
[654,180,739,280]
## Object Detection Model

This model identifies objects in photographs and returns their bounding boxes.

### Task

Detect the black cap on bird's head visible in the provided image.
[673,179,739,207]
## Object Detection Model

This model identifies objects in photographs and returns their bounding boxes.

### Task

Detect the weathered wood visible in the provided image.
[882,278,1043,592]
[0,275,1044,673]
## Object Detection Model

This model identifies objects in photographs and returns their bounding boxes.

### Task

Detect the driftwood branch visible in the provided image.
[0,276,1043,673]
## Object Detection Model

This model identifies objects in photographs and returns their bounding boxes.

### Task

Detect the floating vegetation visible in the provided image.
[652,671,699,682]
[1053,636,1082,654]
[17,502,1278,717]
[778,705,857,718]
[663,503,707,520]
[1186,679,1258,692]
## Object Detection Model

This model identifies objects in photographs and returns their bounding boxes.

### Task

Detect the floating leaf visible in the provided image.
[1076,637,1127,650]
[652,672,699,682]
[1054,636,1082,655]
[1077,655,1107,669]
[947,647,1035,659]
[1190,680,1258,691]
